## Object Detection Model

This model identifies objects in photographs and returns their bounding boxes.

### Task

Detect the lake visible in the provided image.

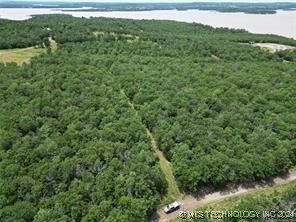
[0,8,295,39]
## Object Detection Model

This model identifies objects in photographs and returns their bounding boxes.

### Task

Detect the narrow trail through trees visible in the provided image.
[119,89,296,222]
[120,89,182,204]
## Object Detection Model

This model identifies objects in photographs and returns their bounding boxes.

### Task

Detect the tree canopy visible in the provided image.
[0,15,295,221]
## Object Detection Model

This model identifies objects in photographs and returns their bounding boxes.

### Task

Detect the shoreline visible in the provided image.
[0,8,295,39]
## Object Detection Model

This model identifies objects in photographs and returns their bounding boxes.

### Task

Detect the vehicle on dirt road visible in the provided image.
[163,201,182,214]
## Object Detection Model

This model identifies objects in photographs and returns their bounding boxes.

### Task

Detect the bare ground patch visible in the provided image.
[253,43,295,53]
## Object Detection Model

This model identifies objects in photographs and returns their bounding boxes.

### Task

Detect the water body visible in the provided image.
[0,8,295,39]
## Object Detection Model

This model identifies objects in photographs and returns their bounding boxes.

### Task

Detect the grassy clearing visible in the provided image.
[49,37,57,53]
[0,47,45,65]
[93,31,105,37]
[94,31,140,43]
[158,154,182,205]
[146,129,182,205]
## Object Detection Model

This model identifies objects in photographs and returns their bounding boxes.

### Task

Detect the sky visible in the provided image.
[7,0,296,2]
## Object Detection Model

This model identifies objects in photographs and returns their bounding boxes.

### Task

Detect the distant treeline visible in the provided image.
[1,2,296,14]
[1,15,296,50]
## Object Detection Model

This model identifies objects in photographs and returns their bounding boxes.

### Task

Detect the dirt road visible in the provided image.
[152,171,296,222]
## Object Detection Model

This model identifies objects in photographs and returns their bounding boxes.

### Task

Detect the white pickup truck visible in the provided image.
[163,201,181,214]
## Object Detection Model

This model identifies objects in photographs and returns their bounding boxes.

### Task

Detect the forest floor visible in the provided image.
[120,89,182,204]
[253,43,296,53]
[152,170,296,222]
[0,47,45,65]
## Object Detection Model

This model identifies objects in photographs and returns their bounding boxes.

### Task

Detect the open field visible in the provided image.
[0,47,45,65]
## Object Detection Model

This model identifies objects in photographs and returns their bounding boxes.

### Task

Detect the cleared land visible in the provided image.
[0,47,45,65]
[146,129,182,204]
[253,43,296,53]
[94,31,140,43]
[49,37,57,52]
[0,38,56,65]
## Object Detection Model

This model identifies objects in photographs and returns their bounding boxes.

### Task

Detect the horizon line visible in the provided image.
[3,0,296,3]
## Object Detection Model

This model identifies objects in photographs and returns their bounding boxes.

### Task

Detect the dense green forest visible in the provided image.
[0,15,295,221]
